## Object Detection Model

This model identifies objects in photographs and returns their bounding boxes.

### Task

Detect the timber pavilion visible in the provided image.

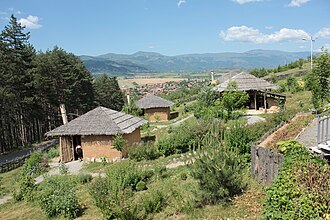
[213,72,286,112]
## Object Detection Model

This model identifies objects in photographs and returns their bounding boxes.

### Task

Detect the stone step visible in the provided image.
[310,146,330,156]
[318,144,330,152]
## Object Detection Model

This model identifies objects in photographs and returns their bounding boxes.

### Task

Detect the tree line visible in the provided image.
[250,58,306,78]
[0,15,124,153]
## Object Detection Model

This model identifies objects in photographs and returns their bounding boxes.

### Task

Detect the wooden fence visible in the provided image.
[0,139,58,173]
[250,121,287,184]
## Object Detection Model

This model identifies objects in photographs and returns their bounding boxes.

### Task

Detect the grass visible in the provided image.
[0,167,21,196]
[263,62,311,79]
[285,90,313,113]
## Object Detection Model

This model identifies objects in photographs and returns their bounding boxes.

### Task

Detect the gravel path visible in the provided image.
[296,117,318,148]
[243,115,266,125]
[35,160,84,184]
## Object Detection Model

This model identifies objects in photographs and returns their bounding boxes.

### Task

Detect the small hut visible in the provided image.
[45,106,147,162]
[213,72,285,112]
[137,94,174,122]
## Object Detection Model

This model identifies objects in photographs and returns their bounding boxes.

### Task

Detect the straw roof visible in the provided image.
[213,72,278,92]
[45,106,148,137]
[137,94,174,109]
[218,72,238,83]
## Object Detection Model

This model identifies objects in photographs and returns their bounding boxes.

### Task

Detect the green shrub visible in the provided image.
[39,175,81,219]
[22,151,44,176]
[136,181,147,191]
[128,142,161,161]
[225,121,252,158]
[140,189,167,215]
[264,140,330,219]
[46,147,59,159]
[13,173,36,202]
[191,125,248,204]
[76,173,93,184]
[113,134,128,152]
[156,118,208,156]
[59,162,68,175]
[89,177,140,220]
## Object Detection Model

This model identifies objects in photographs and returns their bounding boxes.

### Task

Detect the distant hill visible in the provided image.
[80,50,310,76]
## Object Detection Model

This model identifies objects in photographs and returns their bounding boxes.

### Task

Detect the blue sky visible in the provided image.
[1,0,329,56]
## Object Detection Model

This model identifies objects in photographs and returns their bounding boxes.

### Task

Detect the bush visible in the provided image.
[140,189,167,215]
[136,181,147,191]
[128,142,161,161]
[13,173,36,202]
[22,151,44,176]
[156,118,208,156]
[59,162,68,175]
[90,177,140,219]
[76,173,92,184]
[113,134,128,152]
[264,140,330,219]
[39,175,81,219]
[46,147,59,159]
[225,121,252,158]
[191,125,248,204]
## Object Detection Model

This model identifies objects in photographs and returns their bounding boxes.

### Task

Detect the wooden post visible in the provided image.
[254,91,257,110]
[264,91,267,113]
[59,104,68,125]
[126,94,130,106]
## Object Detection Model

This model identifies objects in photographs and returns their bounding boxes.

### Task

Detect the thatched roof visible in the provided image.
[136,94,174,109]
[218,72,238,83]
[213,72,278,92]
[45,106,148,137]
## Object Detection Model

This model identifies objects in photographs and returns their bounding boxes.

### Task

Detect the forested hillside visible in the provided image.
[0,15,123,153]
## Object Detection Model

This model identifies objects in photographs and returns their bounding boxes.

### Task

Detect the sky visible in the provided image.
[0,0,330,56]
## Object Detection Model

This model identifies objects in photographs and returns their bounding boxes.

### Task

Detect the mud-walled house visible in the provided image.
[45,106,148,162]
[213,72,285,113]
[137,94,174,122]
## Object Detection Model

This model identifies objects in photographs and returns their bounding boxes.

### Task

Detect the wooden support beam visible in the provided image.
[254,91,257,110]
[264,90,267,113]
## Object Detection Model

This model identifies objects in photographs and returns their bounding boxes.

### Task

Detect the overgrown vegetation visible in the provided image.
[39,176,81,219]
[191,123,248,204]
[264,140,330,219]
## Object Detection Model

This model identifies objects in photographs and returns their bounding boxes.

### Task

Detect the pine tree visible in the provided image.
[0,15,36,149]
[93,74,124,111]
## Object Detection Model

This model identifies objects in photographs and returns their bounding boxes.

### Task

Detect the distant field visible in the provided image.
[119,77,187,86]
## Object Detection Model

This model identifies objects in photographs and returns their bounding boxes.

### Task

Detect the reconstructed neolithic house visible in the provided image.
[137,94,174,122]
[213,72,285,112]
[46,106,147,162]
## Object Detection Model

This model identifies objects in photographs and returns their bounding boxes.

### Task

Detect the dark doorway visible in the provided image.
[72,135,81,160]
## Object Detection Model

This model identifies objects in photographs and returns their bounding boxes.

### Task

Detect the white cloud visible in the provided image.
[148,45,155,49]
[232,0,263,4]
[288,0,310,7]
[220,25,309,43]
[177,0,186,7]
[18,15,42,29]
[315,28,330,38]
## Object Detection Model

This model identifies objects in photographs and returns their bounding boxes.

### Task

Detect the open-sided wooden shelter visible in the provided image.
[137,94,174,122]
[213,72,285,112]
[45,106,147,162]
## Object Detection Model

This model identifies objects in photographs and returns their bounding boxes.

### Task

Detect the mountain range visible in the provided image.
[80,50,309,76]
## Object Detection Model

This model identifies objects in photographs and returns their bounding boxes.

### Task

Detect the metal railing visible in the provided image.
[317,110,330,145]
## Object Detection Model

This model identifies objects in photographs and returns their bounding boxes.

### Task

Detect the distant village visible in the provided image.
[120,78,209,97]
